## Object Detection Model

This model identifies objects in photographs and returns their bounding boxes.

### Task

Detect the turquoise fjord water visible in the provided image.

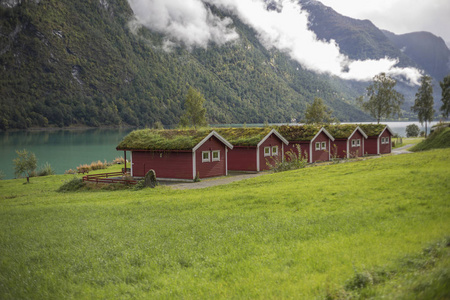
[0,128,134,180]
[0,122,438,180]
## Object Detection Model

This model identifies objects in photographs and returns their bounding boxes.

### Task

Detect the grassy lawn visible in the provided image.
[0,149,449,299]
[392,137,424,149]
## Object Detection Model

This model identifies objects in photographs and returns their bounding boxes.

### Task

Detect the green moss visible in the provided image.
[358,124,387,136]
[324,124,360,139]
[214,127,272,146]
[276,124,322,141]
[116,128,212,150]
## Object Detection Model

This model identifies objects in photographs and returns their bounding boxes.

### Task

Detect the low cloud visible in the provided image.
[127,0,422,84]
[127,0,239,49]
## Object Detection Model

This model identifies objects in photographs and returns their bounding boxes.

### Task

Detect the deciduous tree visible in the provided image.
[405,124,420,138]
[303,97,336,124]
[179,87,208,129]
[440,74,450,118]
[411,75,435,137]
[358,73,405,123]
[13,149,37,183]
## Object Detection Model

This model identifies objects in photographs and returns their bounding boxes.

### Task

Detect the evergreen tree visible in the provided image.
[303,97,336,124]
[358,73,405,123]
[440,74,450,119]
[411,75,435,137]
[13,149,37,183]
[179,87,208,129]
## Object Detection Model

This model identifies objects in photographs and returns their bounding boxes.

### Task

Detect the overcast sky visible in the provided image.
[319,0,450,46]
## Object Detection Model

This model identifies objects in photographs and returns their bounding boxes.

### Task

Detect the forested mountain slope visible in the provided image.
[0,0,370,130]
[1,0,448,130]
[382,30,450,82]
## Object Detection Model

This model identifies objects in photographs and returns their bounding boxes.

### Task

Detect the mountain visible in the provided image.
[299,0,416,67]
[0,0,371,130]
[382,30,450,82]
[0,0,448,130]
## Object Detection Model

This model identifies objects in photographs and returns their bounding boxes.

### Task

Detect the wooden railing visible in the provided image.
[82,171,138,185]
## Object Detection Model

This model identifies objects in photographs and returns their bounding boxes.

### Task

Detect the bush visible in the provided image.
[406,124,420,137]
[268,145,308,172]
[57,177,86,192]
[37,162,55,176]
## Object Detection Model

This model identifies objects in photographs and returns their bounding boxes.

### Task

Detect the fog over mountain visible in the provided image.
[128,0,423,84]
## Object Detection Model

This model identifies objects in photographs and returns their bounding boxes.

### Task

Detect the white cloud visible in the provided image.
[127,0,423,84]
[127,0,238,49]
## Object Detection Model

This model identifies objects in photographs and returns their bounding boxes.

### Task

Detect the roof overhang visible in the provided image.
[379,125,395,137]
[353,126,369,139]
[311,127,335,142]
[192,130,234,152]
[257,128,289,147]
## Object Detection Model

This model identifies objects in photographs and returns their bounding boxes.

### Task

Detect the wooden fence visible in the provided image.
[82,171,138,185]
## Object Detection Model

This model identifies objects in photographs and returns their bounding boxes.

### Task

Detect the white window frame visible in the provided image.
[321,141,326,150]
[264,146,271,157]
[212,150,220,162]
[272,146,278,156]
[352,139,356,147]
[356,139,361,147]
[315,142,321,151]
[202,151,210,163]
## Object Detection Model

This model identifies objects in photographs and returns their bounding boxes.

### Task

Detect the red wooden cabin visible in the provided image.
[359,124,394,155]
[325,125,368,158]
[278,125,335,163]
[215,128,289,172]
[116,129,233,181]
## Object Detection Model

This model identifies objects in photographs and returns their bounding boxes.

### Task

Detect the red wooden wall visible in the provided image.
[228,147,257,171]
[131,150,193,179]
[195,136,227,178]
[348,130,364,158]
[258,134,284,171]
[311,131,330,162]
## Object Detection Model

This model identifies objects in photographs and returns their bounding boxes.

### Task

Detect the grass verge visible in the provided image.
[0,149,449,299]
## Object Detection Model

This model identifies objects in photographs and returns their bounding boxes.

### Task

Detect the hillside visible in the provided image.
[0,149,449,298]
[1,0,449,130]
[382,30,450,82]
[0,0,368,130]
[411,126,450,151]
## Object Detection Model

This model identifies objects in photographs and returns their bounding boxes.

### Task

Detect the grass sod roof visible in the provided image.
[116,129,215,151]
[213,127,273,146]
[276,125,323,141]
[358,124,388,136]
[324,124,359,139]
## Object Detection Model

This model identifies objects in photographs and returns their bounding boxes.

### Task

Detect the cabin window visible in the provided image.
[202,151,210,162]
[264,146,271,157]
[352,139,356,147]
[357,139,361,146]
[212,150,220,162]
[272,146,278,156]
[315,142,320,151]
[321,142,326,150]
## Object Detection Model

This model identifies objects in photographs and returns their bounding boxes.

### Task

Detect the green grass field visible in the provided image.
[0,149,449,299]
[392,137,424,149]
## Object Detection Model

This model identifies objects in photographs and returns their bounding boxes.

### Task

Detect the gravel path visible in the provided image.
[168,172,267,190]
[392,144,414,155]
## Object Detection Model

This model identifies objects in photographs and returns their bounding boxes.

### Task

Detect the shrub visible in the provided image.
[113,157,125,164]
[65,169,76,175]
[57,177,86,192]
[37,162,55,176]
[406,124,420,137]
[268,145,308,172]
